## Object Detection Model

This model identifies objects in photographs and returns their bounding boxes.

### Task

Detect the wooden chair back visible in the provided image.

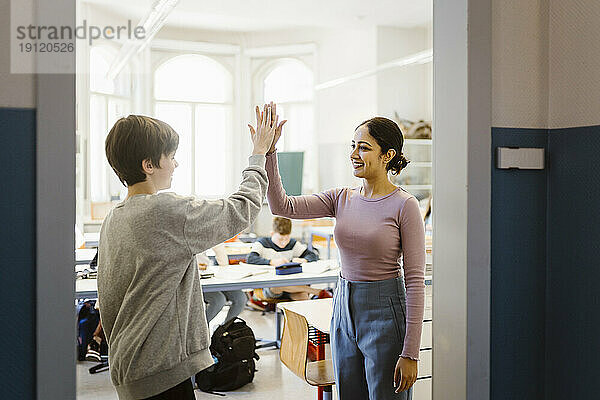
[280,308,309,380]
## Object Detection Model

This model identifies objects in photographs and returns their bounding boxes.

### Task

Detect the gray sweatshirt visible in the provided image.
[97,155,267,400]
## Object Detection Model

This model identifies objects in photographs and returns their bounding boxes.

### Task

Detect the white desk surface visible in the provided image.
[278,298,333,334]
[75,248,97,264]
[76,261,341,299]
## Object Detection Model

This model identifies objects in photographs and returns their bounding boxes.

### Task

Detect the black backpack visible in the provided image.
[76,300,99,361]
[196,317,259,393]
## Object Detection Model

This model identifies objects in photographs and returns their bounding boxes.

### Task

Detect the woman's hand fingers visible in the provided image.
[393,358,402,391]
[248,124,256,138]
[277,119,287,132]
[400,371,415,392]
[394,357,418,393]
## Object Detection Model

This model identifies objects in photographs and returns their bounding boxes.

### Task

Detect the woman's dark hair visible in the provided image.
[355,117,410,175]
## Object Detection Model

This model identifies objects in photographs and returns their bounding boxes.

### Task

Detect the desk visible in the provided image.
[83,232,100,248]
[76,263,341,300]
[278,298,332,333]
[76,248,97,265]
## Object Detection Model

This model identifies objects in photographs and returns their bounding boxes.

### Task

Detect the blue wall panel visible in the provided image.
[0,108,36,399]
[546,126,600,399]
[491,128,548,400]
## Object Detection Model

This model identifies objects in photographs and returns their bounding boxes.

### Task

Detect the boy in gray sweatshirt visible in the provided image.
[98,107,282,399]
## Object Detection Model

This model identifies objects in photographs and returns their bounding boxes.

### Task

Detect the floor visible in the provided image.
[77,305,337,399]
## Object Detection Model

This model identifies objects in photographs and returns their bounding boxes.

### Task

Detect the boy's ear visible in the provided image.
[141,158,154,175]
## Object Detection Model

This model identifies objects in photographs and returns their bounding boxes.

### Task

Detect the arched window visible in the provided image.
[89,46,131,202]
[154,55,233,196]
[261,59,314,152]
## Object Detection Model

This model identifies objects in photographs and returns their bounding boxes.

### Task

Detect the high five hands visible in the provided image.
[248,101,287,155]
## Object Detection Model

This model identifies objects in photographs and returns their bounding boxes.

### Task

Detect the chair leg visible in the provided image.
[275,309,282,346]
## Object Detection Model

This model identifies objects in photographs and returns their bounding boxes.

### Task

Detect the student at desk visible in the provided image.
[97,109,277,400]
[247,216,332,302]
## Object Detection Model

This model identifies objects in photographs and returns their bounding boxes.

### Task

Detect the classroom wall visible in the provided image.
[0,0,36,108]
[545,1,600,398]
[548,0,600,128]
[0,0,37,398]
[490,0,600,398]
[376,26,431,122]
[491,0,549,129]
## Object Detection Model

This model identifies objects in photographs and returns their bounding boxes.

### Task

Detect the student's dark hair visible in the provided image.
[355,117,410,175]
[105,115,179,186]
[272,217,292,235]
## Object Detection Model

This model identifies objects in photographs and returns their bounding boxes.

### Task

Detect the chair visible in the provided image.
[280,308,335,400]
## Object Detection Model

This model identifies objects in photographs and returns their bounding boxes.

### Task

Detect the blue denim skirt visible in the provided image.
[330,275,412,400]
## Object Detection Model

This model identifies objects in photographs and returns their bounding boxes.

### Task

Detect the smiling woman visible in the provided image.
[264,109,425,399]
[351,117,410,183]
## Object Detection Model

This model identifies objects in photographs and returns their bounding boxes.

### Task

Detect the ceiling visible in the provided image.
[82,0,432,32]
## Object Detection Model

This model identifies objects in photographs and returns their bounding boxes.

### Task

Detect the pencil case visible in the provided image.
[275,262,303,275]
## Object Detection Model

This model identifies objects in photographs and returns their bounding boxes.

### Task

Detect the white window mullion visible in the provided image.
[191,104,196,196]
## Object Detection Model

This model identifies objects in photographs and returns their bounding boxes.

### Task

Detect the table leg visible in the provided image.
[275,309,282,348]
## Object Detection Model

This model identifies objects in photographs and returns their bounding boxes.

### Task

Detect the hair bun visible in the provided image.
[388,153,410,175]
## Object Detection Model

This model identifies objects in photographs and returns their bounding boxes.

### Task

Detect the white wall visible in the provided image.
[492,0,600,130]
[0,0,35,108]
[376,26,431,122]
[549,0,600,128]
[491,0,549,129]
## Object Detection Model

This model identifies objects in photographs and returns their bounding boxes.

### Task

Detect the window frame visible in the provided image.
[251,54,317,192]
[151,50,237,198]
[85,43,133,206]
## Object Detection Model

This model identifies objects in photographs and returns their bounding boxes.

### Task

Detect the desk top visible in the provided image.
[76,261,341,299]
[278,298,333,333]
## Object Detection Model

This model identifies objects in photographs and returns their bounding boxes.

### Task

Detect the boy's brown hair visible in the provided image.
[105,115,179,186]
[272,217,292,235]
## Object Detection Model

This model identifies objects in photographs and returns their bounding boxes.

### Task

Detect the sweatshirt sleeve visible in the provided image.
[266,152,339,219]
[183,155,267,255]
[399,196,426,360]
[246,252,271,265]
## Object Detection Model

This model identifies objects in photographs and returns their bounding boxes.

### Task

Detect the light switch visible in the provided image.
[496,147,545,170]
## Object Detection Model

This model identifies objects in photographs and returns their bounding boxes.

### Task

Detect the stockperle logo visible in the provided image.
[10,0,146,74]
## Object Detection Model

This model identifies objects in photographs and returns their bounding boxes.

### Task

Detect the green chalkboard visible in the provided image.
[277,152,304,195]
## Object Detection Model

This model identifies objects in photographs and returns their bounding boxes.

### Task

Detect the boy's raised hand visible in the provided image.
[248,104,277,155]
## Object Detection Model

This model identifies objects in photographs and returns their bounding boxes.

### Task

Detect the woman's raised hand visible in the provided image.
[248,103,277,155]
[265,102,287,154]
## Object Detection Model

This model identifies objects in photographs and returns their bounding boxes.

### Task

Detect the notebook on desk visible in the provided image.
[300,260,339,275]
